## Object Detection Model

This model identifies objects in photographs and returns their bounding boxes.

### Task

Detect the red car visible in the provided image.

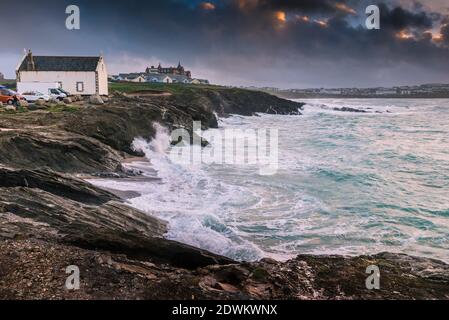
[0,88,25,105]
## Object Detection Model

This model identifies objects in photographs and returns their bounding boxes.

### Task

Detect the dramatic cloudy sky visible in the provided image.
[1,0,449,88]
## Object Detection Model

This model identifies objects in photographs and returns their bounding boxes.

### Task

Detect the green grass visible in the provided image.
[0,80,16,90]
[0,104,80,115]
[0,106,28,115]
[109,81,224,95]
[108,81,253,105]
[46,104,80,113]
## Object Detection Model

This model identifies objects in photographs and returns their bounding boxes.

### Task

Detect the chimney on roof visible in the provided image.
[26,49,35,71]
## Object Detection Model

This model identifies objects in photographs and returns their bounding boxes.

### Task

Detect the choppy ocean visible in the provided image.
[89,99,449,262]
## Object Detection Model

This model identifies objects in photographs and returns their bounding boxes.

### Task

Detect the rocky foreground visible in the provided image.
[0,86,448,300]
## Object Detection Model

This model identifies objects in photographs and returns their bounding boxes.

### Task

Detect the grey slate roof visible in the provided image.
[170,75,190,83]
[146,74,171,82]
[18,56,101,72]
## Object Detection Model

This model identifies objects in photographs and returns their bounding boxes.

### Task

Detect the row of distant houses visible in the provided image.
[110,62,209,85]
[110,73,210,85]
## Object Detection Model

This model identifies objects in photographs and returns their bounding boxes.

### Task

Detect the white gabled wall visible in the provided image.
[18,71,97,95]
[96,57,109,95]
[17,57,109,96]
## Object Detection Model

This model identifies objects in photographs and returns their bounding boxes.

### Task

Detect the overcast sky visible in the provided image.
[1,0,449,88]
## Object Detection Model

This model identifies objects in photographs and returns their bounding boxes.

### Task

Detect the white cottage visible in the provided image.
[16,50,108,95]
[146,74,174,84]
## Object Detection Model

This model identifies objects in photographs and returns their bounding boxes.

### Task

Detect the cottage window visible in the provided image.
[76,82,84,92]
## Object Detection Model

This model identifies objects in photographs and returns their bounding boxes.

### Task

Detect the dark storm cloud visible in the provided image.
[1,0,449,87]
[441,23,449,45]
[379,3,435,30]
[247,0,343,13]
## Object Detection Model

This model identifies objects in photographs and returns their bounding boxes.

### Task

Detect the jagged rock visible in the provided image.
[189,88,304,116]
[17,100,29,108]
[0,130,123,173]
[0,166,117,204]
[5,106,15,111]
[63,97,72,104]
[89,95,104,105]
[333,107,367,113]
[0,167,234,270]
[34,99,46,106]
[2,235,448,300]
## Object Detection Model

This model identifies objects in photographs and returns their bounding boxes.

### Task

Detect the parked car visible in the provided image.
[21,91,50,102]
[57,88,71,97]
[17,83,68,101]
[0,89,25,105]
[48,88,67,101]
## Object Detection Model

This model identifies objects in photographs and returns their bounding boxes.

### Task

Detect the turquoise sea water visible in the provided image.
[90,99,449,262]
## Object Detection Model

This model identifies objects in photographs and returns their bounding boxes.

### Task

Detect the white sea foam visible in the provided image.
[126,124,266,261]
[89,99,449,263]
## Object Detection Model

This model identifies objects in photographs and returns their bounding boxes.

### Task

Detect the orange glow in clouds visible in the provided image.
[396,30,413,40]
[238,0,259,11]
[275,11,287,23]
[200,2,216,11]
[335,3,357,15]
[430,32,443,42]
[296,15,310,23]
[314,19,329,28]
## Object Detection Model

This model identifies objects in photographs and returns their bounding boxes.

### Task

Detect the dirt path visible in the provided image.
[125,90,172,98]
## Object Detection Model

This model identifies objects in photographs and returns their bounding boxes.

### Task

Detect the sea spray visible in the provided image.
[132,123,171,156]
[129,123,265,261]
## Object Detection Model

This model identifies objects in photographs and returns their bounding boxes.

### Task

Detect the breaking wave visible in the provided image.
[128,124,265,261]
[90,99,449,263]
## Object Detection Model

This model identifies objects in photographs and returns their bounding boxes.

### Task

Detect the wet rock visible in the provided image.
[0,166,117,205]
[0,130,123,173]
[17,100,29,108]
[34,99,46,106]
[0,167,234,270]
[187,88,304,116]
[333,107,367,113]
[89,95,104,105]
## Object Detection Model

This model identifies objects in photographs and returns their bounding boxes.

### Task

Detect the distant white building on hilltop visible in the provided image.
[16,50,108,95]
[110,61,210,85]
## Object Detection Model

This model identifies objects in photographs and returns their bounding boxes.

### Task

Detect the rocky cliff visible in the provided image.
[0,87,448,300]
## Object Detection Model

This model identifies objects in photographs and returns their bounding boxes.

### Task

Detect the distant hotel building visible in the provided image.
[146,62,192,79]
[111,61,209,85]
